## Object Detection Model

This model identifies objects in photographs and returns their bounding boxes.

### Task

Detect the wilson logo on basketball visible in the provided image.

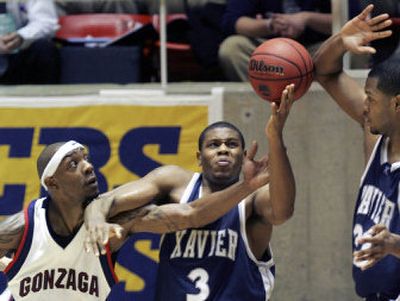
[249,59,284,76]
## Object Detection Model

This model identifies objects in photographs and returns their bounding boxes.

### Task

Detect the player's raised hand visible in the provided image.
[341,4,392,55]
[242,141,270,191]
[353,224,400,270]
[266,84,295,138]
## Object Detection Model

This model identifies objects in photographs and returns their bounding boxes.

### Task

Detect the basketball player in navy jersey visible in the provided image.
[84,84,296,301]
[314,4,400,301]
[0,125,271,299]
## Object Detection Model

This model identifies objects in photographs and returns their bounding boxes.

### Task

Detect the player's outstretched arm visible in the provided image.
[121,147,269,234]
[251,84,296,225]
[314,4,392,126]
[0,212,24,258]
[84,148,270,255]
[353,224,400,270]
[84,165,191,254]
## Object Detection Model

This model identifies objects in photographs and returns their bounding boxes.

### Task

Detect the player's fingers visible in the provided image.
[356,46,376,55]
[360,259,376,271]
[270,101,278,116]
[287,84,295,108]
[371,19,392,32]
[372,30,392,41]
[369,224,386,235]
[246,140,258,161]
[110,224,123,240]
[279,87,289,113]
[367,13,390,26]
[98,242,107,255]
[85,235,100,256]
[357,4,374,21]
[360,252,383,271]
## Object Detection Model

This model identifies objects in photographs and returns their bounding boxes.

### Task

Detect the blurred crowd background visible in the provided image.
[0,0,398,85]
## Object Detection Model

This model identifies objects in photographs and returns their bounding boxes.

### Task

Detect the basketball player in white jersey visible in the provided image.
[314,4,400,300]
[84,84,297,300]
[0,114,272,300]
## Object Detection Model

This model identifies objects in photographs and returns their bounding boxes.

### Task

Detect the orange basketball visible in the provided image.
[248,38,314,102]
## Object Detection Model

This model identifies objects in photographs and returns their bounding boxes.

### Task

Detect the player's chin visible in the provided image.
[86,185,100,199]
[369,126,381,135]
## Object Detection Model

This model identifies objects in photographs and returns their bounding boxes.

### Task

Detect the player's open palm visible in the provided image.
[266,84,294,138]
[242,141,270,191]
[341,4,392,55]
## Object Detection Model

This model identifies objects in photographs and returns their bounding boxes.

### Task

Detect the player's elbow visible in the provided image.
[270,205,294,225]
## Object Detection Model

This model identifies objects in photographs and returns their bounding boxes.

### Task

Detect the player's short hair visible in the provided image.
[368,57,400,96]
[37,142,67,179]
[198,121,245,150]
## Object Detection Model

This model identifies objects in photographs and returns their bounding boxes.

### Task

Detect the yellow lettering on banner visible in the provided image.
[114,262,145,291]
[134,240,160,263]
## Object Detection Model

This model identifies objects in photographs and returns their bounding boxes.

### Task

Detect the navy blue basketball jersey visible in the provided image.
[155,173,275,301]
[353,136,400,299]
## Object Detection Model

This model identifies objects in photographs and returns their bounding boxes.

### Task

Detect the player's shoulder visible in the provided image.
[150,165,195,186]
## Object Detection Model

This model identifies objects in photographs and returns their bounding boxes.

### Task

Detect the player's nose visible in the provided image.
[82,160,94,174]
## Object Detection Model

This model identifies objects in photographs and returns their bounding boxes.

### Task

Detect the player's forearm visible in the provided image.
[94,179,159,217]
[189,181,254,228]
[313,33,346,77]
[0,212,24,253]
[267,134,295,224]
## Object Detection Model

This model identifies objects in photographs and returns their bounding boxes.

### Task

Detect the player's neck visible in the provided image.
[387,133,400,164]
[201,176,239,194]
[48,198,84,236]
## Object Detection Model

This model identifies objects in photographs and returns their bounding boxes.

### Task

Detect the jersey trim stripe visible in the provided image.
[100,244,118,287]
[5,201,36,279]
[360,136,383,186]
[238,201,275,300]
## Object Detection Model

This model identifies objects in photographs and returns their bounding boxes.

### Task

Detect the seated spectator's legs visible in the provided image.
[218,35,264,81]
[0,39,60,85]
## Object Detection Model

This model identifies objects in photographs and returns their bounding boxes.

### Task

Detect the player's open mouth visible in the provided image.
[86,177,97,186]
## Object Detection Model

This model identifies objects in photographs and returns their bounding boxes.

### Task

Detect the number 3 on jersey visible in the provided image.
[186,268,210,301]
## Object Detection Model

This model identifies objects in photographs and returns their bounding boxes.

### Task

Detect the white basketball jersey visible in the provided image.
[5,198,117,300]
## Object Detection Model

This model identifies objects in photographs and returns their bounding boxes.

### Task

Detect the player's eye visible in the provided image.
[208,142,219,148]
[68,160,78,169]
[227,141,239,148]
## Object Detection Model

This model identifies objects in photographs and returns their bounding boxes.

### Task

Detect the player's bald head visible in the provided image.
[37,142,66,179]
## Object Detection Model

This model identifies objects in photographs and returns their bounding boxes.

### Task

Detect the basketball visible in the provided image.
[248,38,314,102]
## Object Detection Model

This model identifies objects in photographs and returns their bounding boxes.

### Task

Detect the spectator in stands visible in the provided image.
[219,0,332,81]
[0,0,60,84]
[184,0,226,80]
[55,0,139,16]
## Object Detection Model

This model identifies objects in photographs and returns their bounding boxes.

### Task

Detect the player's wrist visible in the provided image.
[388,233,400,258]
[265,18,273,35]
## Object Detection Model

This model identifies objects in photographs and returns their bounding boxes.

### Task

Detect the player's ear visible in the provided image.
[45,176,57,190]
[196,151,202,166]
[394,94,400,112]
